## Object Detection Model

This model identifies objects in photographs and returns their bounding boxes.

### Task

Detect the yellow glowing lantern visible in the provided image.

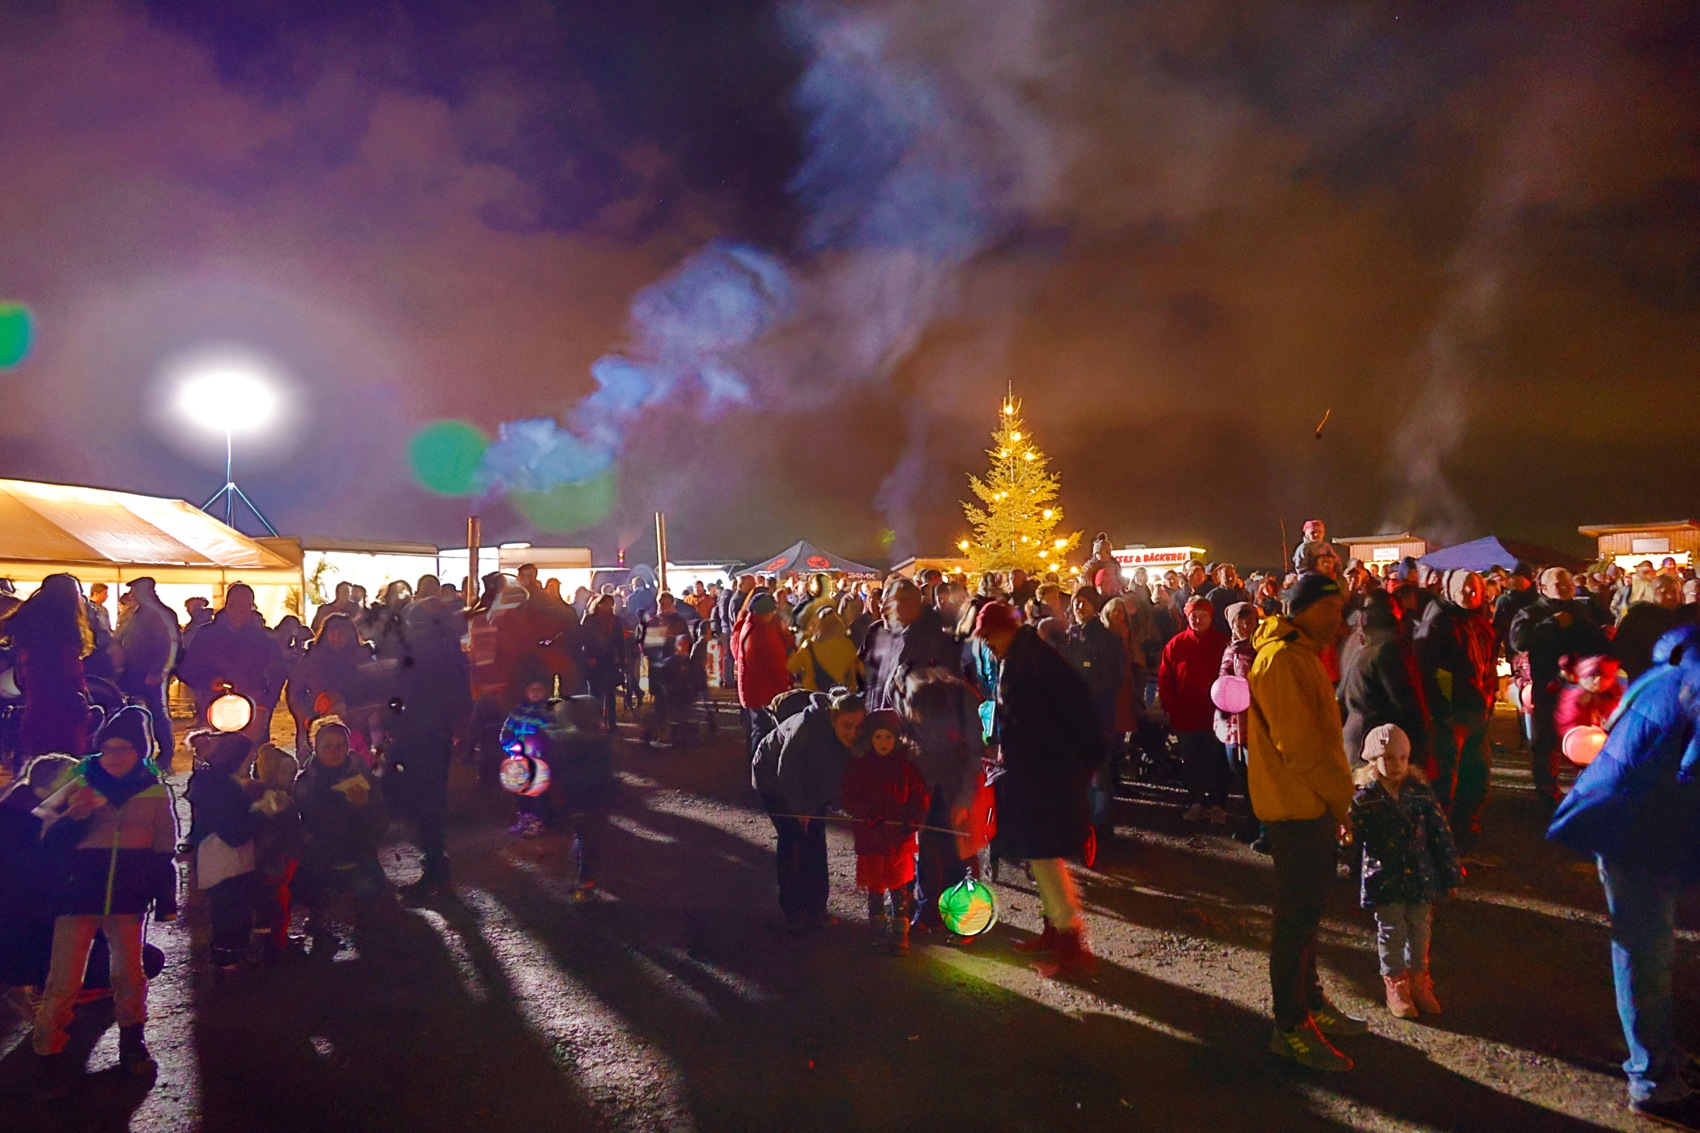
[208,692,254,733]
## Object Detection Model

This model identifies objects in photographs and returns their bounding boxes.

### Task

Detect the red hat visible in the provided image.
[973,600,1020,638]
[1185,595,1213,614]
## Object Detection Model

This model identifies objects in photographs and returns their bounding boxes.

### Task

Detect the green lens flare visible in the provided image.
[0,304,34,370]
[408,420,489,496]
[511,467,616,532]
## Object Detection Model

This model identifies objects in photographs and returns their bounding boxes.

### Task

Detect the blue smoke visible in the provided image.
[479,1,1036,546]
[478,241,791,497]
[787,8,1009,262]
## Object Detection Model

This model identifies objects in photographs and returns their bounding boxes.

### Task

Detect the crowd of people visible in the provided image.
[0,517,1697,1121]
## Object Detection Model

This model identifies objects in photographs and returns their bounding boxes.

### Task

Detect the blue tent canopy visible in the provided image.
[1418,536,1586,574]
[738,540,880,580]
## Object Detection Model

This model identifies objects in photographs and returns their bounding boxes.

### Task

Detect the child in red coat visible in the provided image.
[840,710,930,956]
[1554,655,1623,737]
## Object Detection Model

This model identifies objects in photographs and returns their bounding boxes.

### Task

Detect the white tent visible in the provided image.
[0,477,303,622]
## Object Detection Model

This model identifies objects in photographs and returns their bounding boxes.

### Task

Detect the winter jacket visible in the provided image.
[115,599,178,687]
[1158,626,1229,733]
[500,698,557,753]
[1351,776,1463,908]
[1612,603,1696,683]
[179,612,290,709]
[750,701,856,815]
[733,610,793,711]
[541,723,615,815]
[861,606,960,712]
[1549,660,1700,880]
[40,756,177,917]
[1245,615,1354,824]
[284,637,377,722]
[1337,627,1429,767]
[840,751,930,860]
[296,758,386,869]
[1063,617,1126,733]
[788,634,865,693]
[1508,597,1610,701]
[1205,585,1251,638]
[1215,637,1255,748]
[1555,681,1623,735]
[991,626,1103,859]
[0,789,64,984]
[1414,600,1497,727]
[904,675,986,805]
[1492,586,1539,657]
[186,766,259,850]
[1292,539,1343,575]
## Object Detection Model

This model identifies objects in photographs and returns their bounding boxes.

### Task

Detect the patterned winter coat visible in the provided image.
[1215,636,1255,748]
[1351,776,1464,909]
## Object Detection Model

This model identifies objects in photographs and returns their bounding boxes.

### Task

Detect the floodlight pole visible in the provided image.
[201,424,279,537]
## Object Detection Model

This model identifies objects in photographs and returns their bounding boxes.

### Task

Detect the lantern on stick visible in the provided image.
[937,877,999,938]
[208,688,254,733]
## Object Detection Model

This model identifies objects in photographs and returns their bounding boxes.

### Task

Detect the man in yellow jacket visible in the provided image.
[1247,572,1364,1072]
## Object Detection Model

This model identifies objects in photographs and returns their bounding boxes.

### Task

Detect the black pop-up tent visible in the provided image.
[737,540,880,580]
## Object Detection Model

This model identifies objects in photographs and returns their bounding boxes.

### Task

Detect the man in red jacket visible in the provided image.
[733,591,794,754]
[1158,596,1230,824]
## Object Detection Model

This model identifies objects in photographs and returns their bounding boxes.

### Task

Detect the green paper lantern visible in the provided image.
[937,877,998,938]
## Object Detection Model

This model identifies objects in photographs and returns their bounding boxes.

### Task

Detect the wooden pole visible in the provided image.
[467,515,482,605]
[655,512,669,593]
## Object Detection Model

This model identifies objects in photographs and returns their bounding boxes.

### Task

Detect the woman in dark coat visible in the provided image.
[2,574,92,758]
[1338,591,1430,770]
[284,614,376,754]
[383,598,472,900]
[973,602,1104,977]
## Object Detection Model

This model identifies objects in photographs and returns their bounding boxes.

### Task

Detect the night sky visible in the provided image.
[2,0,1696,568]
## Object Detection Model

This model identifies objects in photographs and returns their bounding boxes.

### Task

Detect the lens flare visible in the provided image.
[0,304,34,369]
[409,420,489,496]
[510,467,616,532]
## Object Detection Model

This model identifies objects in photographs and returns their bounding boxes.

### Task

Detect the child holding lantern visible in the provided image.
[840,710,930,956]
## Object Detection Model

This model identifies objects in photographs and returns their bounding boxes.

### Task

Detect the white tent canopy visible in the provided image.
[0,477,302,620]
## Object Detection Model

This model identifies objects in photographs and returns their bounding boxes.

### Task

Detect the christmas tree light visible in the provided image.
[960,393,1081,574]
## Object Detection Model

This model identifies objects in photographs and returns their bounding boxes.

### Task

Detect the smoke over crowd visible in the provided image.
[0,1,1696,563]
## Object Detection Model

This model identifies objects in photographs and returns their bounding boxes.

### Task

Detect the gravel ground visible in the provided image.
[1,702,1695,1132]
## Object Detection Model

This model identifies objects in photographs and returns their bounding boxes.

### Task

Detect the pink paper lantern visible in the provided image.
[1211,675,1251,715]
[1562,725,1607,767]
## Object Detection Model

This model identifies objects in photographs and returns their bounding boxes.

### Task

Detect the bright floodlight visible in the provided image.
[177,366,279,436]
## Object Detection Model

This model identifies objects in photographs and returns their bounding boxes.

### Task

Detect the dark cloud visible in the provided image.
[0,0,1695,570]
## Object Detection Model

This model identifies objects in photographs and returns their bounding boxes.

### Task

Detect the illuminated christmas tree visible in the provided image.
[960,393,1081,575]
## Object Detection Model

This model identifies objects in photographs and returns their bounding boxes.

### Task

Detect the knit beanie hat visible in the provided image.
[1362,723,1410,766]
[1285,572,1342,616]
[862,708,907,740]
[1185,594,1213,615]
[973,600,1020,638]
[97,705,154,759]
[747,591,778,616]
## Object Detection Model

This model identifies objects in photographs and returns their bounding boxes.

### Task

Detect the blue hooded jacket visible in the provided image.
[1547,626,1700,880]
